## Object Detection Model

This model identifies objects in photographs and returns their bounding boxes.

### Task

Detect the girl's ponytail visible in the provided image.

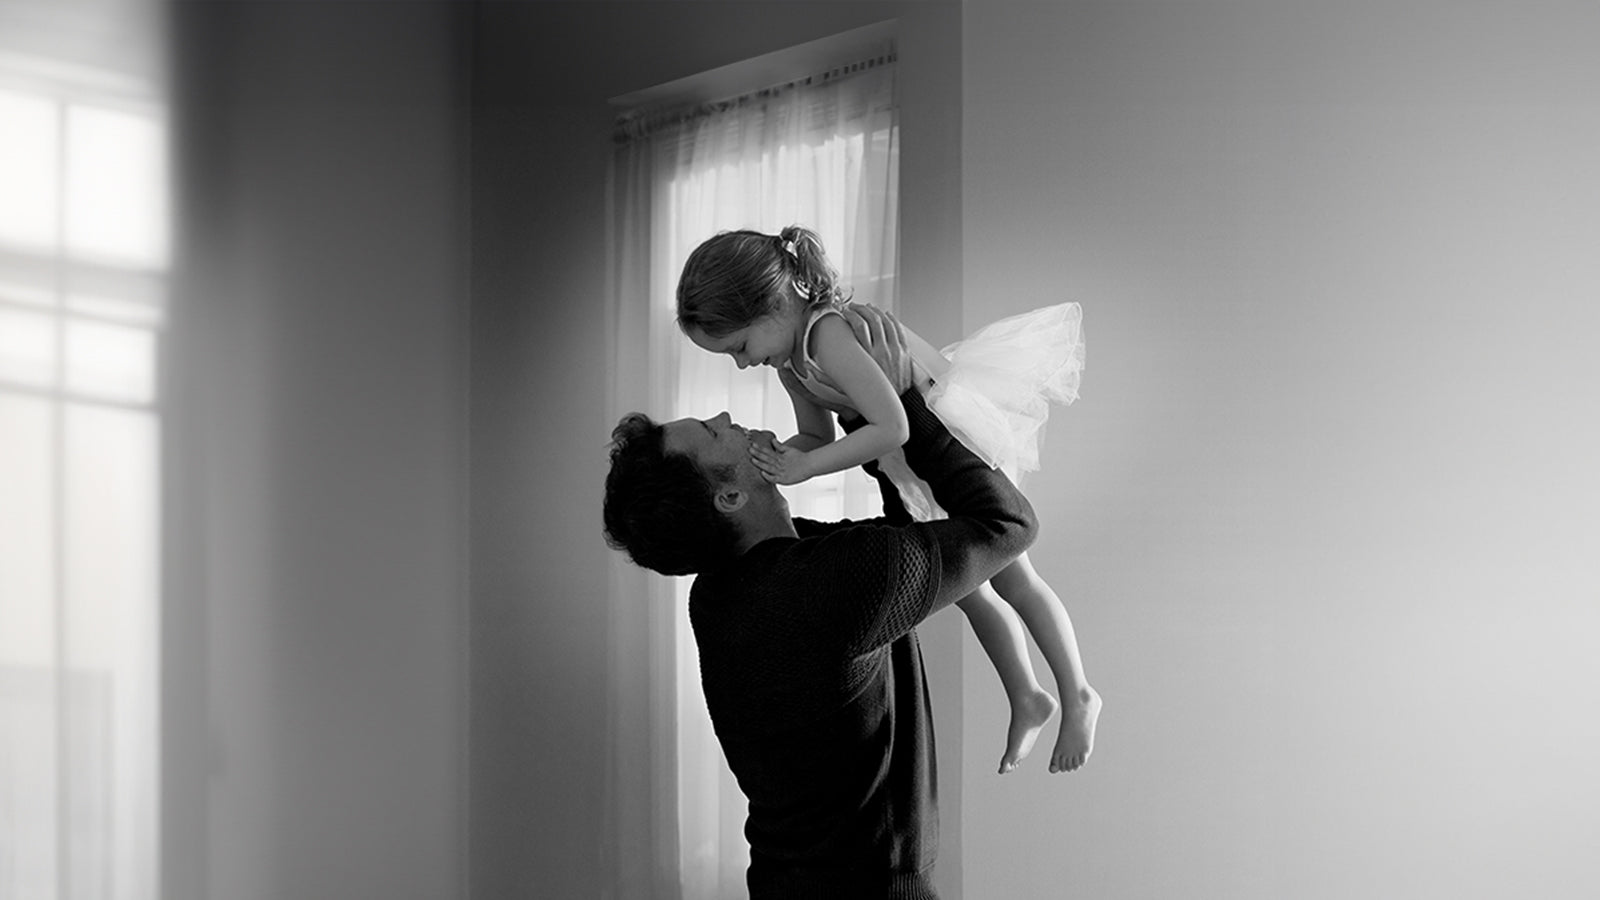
[778,225,849,309]
[676,225,849,339]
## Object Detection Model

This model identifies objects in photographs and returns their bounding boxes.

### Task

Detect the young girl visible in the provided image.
[677,225,1102,775]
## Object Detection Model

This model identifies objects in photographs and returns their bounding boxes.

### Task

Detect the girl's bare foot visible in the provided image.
[1050,685,1102,774]
[1000,688,1059,774]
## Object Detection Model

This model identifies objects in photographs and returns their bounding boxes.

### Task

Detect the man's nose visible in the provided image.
[735,356,750,369]
[713,412,731,428]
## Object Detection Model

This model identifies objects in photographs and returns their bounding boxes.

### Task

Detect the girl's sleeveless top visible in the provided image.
[784,301,1086,521]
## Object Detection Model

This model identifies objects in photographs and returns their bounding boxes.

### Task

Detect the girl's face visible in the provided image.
[687,303,804,370]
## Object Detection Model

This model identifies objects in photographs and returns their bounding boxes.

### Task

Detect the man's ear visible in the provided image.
[713,487,747,514]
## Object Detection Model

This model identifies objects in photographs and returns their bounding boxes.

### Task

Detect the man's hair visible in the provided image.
[602,413,742,576]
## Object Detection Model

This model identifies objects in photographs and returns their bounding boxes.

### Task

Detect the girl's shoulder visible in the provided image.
[801,302,849,334]
[797,303,852,364]
[808,304,950,385]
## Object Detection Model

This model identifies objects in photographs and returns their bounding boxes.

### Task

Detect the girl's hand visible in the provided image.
[749,441,814,486]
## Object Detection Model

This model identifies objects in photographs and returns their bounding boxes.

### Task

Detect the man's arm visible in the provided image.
[817,387,1034,657]
[899,389,1037,611]
[841,306,1038,610]
[783,306,1034,652]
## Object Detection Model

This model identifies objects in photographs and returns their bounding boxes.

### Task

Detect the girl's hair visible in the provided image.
[676,225,849,338]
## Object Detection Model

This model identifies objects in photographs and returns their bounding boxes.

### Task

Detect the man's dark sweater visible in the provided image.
[687,389,1037,899]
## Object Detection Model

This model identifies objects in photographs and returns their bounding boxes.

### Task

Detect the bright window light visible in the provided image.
[65,318,156,404]
[0,306,56,387]
[0,65,165,900]
[66,103,168,267]
[0,394,55,667]
[0,88,59,251]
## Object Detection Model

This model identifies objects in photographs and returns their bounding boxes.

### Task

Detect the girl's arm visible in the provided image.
[749,313,909,485]
[777,367,836,452]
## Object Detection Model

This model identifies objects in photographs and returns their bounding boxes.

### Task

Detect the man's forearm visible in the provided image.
[898,390,1037,608]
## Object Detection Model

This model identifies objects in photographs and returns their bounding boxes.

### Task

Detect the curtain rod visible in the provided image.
[614,50,896,144]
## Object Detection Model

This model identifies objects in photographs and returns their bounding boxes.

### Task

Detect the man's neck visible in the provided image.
[735,509,798,553]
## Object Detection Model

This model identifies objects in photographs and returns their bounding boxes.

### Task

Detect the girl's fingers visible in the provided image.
[749,450,783,480]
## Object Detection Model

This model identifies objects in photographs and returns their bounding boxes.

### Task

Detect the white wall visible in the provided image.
[959,1,1600,897]
[168,5,469,898]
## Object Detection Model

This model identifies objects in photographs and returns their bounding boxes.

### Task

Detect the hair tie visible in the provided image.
[781,239,797,258]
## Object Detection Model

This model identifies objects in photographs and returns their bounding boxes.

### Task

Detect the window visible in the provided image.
[609,29,898,898]
[0,61,166,900]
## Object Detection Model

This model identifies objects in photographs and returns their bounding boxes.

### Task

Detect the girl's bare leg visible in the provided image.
[956,582,1059,774]
[990,551,1102,773]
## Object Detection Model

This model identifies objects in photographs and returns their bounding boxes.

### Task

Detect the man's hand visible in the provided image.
[773,303,917,427]
[841,304,913,393]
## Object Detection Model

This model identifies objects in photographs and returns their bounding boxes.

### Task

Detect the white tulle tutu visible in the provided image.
[879,302,1084,521]
[927,301,1084,477]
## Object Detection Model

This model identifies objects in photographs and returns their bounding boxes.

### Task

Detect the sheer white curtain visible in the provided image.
[608,56,898,898]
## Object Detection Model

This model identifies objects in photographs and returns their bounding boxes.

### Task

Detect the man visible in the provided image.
[602,308,1036,898]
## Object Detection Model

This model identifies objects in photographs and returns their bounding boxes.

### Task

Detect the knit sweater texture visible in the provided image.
[688,390,1036,899]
